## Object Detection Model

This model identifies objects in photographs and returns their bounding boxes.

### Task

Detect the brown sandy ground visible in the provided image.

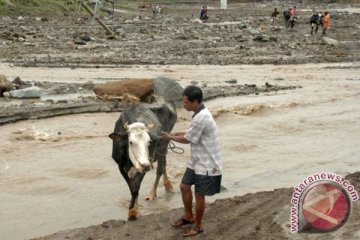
[0,1,359,66]
[33,172,360,240]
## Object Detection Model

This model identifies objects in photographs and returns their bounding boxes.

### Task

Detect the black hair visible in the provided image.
[183,85,203,103]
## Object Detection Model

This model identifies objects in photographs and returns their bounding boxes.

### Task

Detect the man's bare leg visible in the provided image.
[180,183,194,221]
[194,192,205,229]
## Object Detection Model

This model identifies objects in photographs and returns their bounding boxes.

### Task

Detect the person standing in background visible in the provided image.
[322,12,331,36]
[271,8,280,27]
[200,5,209,20]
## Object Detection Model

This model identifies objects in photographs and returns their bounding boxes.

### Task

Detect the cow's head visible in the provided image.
[109,122,154,173]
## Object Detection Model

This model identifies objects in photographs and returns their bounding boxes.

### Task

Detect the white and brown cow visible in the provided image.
[109,102,177,220]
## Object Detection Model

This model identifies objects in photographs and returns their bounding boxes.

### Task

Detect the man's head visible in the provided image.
[182,85,203,111]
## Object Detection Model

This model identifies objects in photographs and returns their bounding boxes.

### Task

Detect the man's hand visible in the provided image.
[161,131,189,144]
[172,132,186,136]
[161,132,172,142]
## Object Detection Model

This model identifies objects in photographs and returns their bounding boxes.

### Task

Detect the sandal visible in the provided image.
[171,217,194,228]
[183,227,204,237]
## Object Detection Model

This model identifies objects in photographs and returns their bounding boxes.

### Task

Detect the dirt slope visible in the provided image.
[34,172,360,240]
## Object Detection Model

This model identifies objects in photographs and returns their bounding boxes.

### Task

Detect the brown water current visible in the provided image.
[0,63,359,240]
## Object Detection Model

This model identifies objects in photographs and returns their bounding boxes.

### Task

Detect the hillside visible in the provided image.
[1,0,359,66]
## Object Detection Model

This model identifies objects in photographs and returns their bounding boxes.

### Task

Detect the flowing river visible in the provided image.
[0,62,359,240]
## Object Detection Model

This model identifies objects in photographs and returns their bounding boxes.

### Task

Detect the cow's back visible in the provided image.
[148,102,177,133]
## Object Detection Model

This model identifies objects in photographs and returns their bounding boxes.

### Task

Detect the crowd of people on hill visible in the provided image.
[198,4,331,36]
[271,6,331,36]
[147,3,331,36]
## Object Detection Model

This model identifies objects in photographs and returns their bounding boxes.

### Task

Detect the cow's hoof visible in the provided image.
[128,209,138,220]
[145,193,156,201]
[128,215,137,221]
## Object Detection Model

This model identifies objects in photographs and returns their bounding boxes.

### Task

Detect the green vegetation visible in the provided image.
[0,0,203,16]
[0,0,69,16]
[0,0,227,16]
[0,0,143,16]
[0,0,358,16]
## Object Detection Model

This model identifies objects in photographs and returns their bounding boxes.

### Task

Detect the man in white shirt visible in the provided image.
[161,85,222,237]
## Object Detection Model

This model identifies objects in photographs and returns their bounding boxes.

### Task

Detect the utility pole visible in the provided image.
[80,1,115,38]
[220,0,227,9]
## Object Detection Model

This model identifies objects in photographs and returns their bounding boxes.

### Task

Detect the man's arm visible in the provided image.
[161,132,190,144]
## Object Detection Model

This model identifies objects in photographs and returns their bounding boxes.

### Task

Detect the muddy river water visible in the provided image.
[0,62,359,240]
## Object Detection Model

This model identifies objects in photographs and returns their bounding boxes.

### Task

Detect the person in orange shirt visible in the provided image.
[322,12,331,36]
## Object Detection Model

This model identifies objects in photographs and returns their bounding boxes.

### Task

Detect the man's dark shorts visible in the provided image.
[181,167,222,196]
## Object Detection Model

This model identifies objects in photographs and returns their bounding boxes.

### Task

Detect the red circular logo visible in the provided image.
[301,182,351,231]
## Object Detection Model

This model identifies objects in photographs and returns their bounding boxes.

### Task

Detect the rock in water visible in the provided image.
[9,86,42,98]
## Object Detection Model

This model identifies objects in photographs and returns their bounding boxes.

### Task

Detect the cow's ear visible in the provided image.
[109,132,128,141]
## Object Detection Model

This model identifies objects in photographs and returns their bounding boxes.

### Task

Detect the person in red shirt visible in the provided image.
[322,12,331,36]
[286,6,297,29]
[290,7,295,18]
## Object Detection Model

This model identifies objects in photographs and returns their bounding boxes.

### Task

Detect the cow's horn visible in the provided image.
[124,122,128,130]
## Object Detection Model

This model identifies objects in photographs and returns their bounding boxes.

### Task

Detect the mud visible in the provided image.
[0,1,359,67]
